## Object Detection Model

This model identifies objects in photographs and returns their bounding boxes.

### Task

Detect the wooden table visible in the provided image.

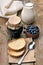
[0,0,43,65]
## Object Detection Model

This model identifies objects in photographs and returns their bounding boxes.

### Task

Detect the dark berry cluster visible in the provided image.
[26,25,39,34]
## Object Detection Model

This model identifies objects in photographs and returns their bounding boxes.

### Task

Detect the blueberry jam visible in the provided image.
[26,25,39,34]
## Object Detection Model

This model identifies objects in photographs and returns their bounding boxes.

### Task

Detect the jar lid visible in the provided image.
[6,21,22,30]
[25,2,34,7]
[8,16,21,27]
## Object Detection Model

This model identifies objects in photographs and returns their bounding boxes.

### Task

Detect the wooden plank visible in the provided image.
[37,0,43,4]
[9,50,35,63]
[33,3,43,65]
[11,63,33,65]
[0,25,9,65]
[34,15,43,65]
[0,17,8,25]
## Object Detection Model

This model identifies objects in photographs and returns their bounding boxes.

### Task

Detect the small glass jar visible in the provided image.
[6,16,23,39]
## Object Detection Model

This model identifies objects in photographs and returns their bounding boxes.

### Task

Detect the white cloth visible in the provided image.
[0,0,23,16]
[1,0,13,8]
[9,1,23,11]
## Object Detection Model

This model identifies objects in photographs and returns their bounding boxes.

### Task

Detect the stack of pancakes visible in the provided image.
[8,38,27,57]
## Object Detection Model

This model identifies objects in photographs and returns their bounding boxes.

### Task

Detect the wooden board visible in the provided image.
[8,38,36,64]
[0,25,9,65]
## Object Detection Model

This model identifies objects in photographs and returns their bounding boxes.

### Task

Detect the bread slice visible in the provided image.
[8,49,25,57]
[8,38,26,51]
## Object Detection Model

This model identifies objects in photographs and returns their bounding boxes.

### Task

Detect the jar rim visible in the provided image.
[25,2,34,7]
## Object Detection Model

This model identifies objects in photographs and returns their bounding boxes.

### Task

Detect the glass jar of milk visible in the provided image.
[21,2,35,24]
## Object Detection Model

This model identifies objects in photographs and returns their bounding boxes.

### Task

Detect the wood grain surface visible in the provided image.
[0,0,43,65]
[0,25,9,65]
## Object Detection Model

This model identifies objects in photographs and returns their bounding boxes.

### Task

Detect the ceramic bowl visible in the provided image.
[25,25,39,39]
[25,31,39,38]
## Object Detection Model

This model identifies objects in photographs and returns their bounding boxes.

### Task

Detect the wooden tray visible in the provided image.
[8,38,36,64]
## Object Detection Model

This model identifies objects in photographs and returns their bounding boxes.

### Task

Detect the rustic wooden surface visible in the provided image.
[0,0,43,65]
[0,25,9,65]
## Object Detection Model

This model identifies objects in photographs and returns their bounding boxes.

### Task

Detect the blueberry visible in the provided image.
[30,30,33,34]
[33,28,36,30]
[33,31,36,34]
[32,31,34,34]
[29,26,33,29]
[29,28,32,31]
[32,27,34,29]
[32,29,34,31]
[36,30,39,33]
[26,25,39,35]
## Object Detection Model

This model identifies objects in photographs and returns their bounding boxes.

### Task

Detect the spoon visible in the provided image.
[18,41,35,65]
